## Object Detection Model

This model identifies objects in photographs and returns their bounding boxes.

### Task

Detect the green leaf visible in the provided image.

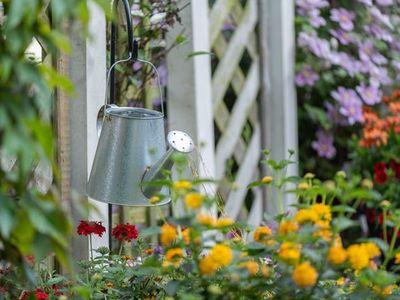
[186,51,214,59]
[0,195,16,239]
[332,216,356,232]
[175,34,187,45]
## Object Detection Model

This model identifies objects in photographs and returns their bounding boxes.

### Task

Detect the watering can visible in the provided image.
[87,56,194,206]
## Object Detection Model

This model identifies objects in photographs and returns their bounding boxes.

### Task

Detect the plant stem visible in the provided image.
[89,235,93,260]
[383,224,400,268]
[119,242,124,256]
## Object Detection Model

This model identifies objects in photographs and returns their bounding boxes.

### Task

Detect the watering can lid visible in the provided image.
[107,107,163,120]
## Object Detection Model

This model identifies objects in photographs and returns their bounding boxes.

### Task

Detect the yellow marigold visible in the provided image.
[373,285,396,296]
[209,244,233,267]
[160,224,177,245]
[181,228,191,244]
[363,242,380,258]
[196,212,216,226]
[106,282,114,288]
[163,248,184,267]
[199,255,218,275]
[184,192,204,209]
[297,182,310,190]
[253,226,273,245]
[292,261,318,288]
[295,209,318,224]
[311,203,332,222]
[347,244,369,270]
[173,180,193,190]
[395,253,400,264]
[278,220,299,235]
[279,242,301,264]
[240,260,259,276]
[149,196,161,204]
[261,176,273,184]
[313,228,332,241]
[328,246,347,265]
[215,217,234,228]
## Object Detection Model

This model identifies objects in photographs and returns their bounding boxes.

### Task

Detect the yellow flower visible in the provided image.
[215,217,234,228]
[261,265,269,278]
[311,203,332,222]
[253,226,274,245]
[363,242,380,258]
[395,253,400,264]
[149,196,161,205]
[380,200,391,209]
[240,260,259,276]
[160,224,177,245]
[295,209,318,224]
[184,192,204,209]
[261,176,273,184]
[181,228,191,244]
[313,226,332,241]
[163,248,184,267]
[328,246,347,265]
[347,244,369,270]
[373,285,396,296]
[106,282,114,288]
[279,242,301,264]
[196,212,216,226]
[209,244,233,267]
[297,182,310,190]
[336,277,346,285]
[292,261,318,288]
[278,220,299,235]
[361,179,373,189]
[199,255,218,275]
[173,180,193,190]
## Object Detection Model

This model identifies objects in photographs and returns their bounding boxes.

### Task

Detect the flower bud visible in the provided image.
[304,173,315,179]
[361,179,373,189]
[297,182,310,190]
[336,171,346,178]
[261,176,273,184]
[380,200,391,209]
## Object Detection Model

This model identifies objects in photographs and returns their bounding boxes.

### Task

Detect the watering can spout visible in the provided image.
[142,130,194,198]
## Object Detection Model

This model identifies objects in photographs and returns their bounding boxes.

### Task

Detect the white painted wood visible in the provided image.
[224,125,261,219]
[70,1,108,256]
[209,0,236,45]
[259,0,298,214]
[215,61,259,178]
[212,0,257,110]
[167,1,216,195]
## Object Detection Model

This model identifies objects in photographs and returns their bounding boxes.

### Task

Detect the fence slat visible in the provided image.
[209,0,236,45]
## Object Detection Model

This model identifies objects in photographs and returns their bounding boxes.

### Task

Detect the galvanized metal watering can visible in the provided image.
[87,56,194,206]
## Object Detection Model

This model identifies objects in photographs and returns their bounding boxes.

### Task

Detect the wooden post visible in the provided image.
[259,0,298,214]
[69,1,108,258]
[167,1,216,203]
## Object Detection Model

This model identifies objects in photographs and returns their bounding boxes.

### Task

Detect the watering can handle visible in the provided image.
[104,57,165,117]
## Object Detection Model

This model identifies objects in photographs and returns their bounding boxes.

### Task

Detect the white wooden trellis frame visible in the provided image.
[167,0,298,222]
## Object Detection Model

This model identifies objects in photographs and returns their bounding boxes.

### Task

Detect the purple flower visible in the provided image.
[312,130,336,159]
[364,24,393,42]
[331,87,363,124]
[356,84,382,105]
[131,4,143,26]
[296,0,329,12]
[132,61,142,72]
[153,245,163,255]
[152,64,167,87]
[222,18,235,31]
[329,29,355,45]
[369,65,392,87]
[332,52,361,77]
[298,32,332,59]
[358,0,372,5]
[369,6,392,28]
[330,8,355,31]
[295,65,319,86]
[376,0,393,6]
[309,9,326,28]
[358,40,387,65]
[325,102,349,126]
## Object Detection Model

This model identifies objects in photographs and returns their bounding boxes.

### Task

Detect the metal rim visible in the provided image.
[106,107,164,120]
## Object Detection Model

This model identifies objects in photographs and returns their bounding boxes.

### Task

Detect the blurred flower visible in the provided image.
[374,162,388,185]
[356,84,382,105]
[369,6,392,28]
[295,65,319,87]
[328,245,347,264]
[163,248,184,267]
[35,289,49,300]
[358,40,387,65]
[329,29,355,45]
[325,102,348,126]
[160,224,177,245]
[297,182,310,190]
[364,24,393,42]
[173,180,192,190]
[330,8,355,31]
[376,0,393,6]
[311,203,331,222]
[199,255,217,275]
[309,9,326,28]
[112,223,138,242]
[295,209,318,223]
[240,260,259,276]
[77,220,106,237]
[292,262,318,287]
[278,220,299,235]
[331,87,363,124]
[196,212,216,226]
[312,130,336,159]
[184,193,204,209]
[369,65,392,87]
[346,244,370,270]
[215,217,234,228]
[279,242,301,264]
[298,32,332,59]
[395,253,400,264]
[261,176,273,183]
[358,0,372,5]
[209,244,233,267]
[253,226,273,245]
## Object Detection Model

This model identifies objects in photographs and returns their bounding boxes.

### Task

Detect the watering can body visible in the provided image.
[87,106,170,206]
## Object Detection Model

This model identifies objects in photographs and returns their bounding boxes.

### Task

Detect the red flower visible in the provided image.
[374,162,386,173]
[112,223,138,242]
[52,285,64,296]
[35,289,49,300]
[374,170,388,185]
[365,208,377,223]
[390,159,400,180]
[77,220,106,237]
